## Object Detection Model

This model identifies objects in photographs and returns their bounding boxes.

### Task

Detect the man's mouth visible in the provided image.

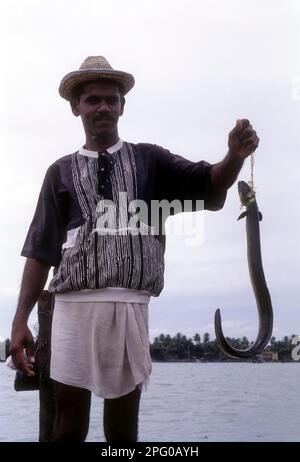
[94,118,114,124]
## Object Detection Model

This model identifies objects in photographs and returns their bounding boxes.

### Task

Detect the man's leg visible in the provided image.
[103,385,142,442]
[51,381,91,442]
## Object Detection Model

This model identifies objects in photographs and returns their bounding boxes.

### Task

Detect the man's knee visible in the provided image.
[52,381,91,442]
[103,385,141,442]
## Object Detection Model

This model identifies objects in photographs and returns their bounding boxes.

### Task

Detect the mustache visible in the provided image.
[93,115,115,122]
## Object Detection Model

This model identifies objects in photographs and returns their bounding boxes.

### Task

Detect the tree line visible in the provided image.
[150,333,299,361]
[2,333,298,363]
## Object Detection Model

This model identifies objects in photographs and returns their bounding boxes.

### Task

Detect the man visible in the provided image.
[10,56,259,442]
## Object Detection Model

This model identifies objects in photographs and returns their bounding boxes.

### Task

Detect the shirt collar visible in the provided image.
[78,139,124,158]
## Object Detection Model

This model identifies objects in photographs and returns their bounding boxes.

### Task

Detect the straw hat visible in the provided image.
[59,56,135,101]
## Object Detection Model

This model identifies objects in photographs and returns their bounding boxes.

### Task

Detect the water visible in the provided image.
[0,362,299,442]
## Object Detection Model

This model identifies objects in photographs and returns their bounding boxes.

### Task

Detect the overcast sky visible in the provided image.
[0,0,299,343]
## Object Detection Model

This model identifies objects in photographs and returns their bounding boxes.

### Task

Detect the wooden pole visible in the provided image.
[36,290,55,442]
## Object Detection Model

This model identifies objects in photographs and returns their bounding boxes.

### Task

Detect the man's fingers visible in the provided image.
[228,118,259,158]
[27,344,35,364]
[239,127,255,140]
[242,138,255,147]
[237,118,250,131]
[12,349,35,376]
[230,118,250,136]
[239,118,250,129]
[241,132,259,145]
[241,135,260,152]
[11,348,23,368]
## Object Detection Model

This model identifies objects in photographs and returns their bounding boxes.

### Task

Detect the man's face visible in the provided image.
[71,81,124,141]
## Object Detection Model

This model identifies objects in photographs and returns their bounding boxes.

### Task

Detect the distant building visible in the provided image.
[0,341,6,361]
[261,350,278,362]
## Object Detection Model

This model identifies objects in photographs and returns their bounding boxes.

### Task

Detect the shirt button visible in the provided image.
[100,168,105,171]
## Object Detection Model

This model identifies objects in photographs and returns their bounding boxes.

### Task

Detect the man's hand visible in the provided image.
[10,321,36,376]
[211,118,260,192]
[228,119,259,160]
[9,257,50,376]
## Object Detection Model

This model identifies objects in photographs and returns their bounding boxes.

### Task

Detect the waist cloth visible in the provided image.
[50,288,152,399]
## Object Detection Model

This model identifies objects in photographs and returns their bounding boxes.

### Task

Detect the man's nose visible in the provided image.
[97,101,110,112]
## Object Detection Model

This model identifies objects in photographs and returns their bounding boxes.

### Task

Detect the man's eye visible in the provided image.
[87,98,98,104]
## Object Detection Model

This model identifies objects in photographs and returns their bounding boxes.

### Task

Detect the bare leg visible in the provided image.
[51,381,91,442]
[103,385,142,442]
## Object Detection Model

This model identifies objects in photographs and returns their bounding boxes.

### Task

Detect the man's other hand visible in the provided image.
[10,322,35,376]
[228,119,260,160]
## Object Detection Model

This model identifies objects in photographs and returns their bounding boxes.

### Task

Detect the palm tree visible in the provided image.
[193,333,201,345]
[203,332,210,343]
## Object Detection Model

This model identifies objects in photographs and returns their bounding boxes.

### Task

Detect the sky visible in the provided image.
[0,0,299,343]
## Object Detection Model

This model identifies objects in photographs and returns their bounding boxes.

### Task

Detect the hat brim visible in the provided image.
[59,69,135,101]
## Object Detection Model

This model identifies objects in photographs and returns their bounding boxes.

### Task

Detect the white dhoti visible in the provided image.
[50,288,152,399]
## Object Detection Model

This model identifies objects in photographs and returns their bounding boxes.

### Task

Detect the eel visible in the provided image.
[214,181,273,359]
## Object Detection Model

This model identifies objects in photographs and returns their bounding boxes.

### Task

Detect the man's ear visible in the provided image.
[120,97,126,116]
[70,99,80,117]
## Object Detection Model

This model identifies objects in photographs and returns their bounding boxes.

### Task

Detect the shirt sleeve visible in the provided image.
[155,145,227,212]
[21,163,67,266]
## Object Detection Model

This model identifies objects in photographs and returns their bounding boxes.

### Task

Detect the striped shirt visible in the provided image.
[21,140,226,297]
